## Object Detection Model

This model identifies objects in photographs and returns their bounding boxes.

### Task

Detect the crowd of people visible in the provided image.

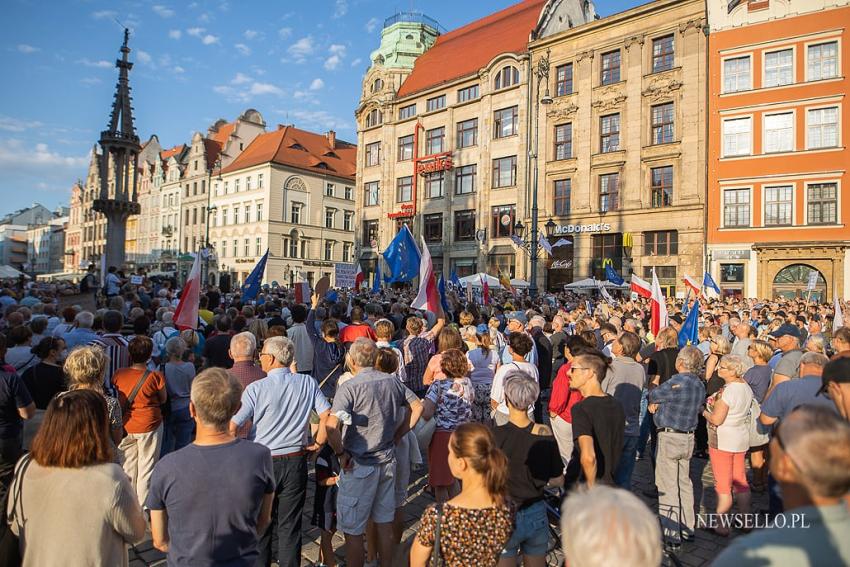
[1,274,849,567]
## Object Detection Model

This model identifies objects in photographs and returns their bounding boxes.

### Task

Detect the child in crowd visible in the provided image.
[312,444,340,567]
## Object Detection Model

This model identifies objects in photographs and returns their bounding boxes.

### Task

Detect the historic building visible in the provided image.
[531,0,707,294]
[707,0,850,300]
[209,126,356,288]
[354,1,597,285]
[26,215,67,275]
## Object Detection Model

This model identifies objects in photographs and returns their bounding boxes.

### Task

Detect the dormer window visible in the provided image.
[494,66,520,90]
[371,78,384,93]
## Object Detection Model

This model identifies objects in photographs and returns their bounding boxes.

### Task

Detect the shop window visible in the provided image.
[453,258,477,278]
[491,205,516,239]
[592,233,623,279]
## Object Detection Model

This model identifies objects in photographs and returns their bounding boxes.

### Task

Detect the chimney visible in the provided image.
[326,130,336,149]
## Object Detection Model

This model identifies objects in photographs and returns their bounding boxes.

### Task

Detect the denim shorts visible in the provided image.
[501,500,549,558]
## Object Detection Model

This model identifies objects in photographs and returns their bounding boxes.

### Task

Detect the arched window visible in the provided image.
[371,78,383,93]
[365,108,383,128]
[494,66,520,90]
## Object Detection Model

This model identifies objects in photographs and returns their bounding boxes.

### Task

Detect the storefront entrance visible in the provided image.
[772,264,826,302]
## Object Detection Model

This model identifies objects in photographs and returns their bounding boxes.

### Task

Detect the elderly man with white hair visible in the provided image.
[152,311,177,364]
[62,311,99,350]
[228,331,266,389]
[230,336,330,567]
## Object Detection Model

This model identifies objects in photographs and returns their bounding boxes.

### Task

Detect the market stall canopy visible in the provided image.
[0,265,27,279]
[458,273,501,288]
[510,278,530,288]
[565,277,627,289]
[36,271,85,282]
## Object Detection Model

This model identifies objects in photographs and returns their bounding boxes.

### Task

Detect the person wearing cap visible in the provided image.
[820,357,850,420]
[760,352,835,428]
[499,314,538,366]
[766,324,804,398]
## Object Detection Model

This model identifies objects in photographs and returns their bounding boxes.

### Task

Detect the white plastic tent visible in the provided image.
[0,265,26,279]
[458,273,501,288]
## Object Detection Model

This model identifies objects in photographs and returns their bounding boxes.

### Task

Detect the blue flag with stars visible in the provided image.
[372,260,382,294]
[438,275,450,316]
[450,269,462,289]
[678,299,700,349]
[382,225,420,283]
[605,265,624,286]
[241,249,269,302]
[703,272,721,295]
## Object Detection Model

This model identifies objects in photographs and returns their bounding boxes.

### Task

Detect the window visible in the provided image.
[491,205,516,238]
[808,42,838,81]
[398,104,416,120]
[764,49,793,87]
[720,264,745,284]
[644,230,678,255]
[364,181,380,206]
[457,118,478,148]
[424,213,443,242]
[601,50,621,85]
[651,103,675,145]
[325,208,335,229]
[807,183,837,225]
[723,117,752,156]
[192,207,197,224]
[326,183,335,197]
[201,180,206,194]
[651,166,673,208]
[219,241,226,258]
[291,203,302,224]
[233,206,240,226]
[599,173,619,212]
[362,220,378,246]
[723,56,751,93]
[425,127,445,154]
[221,208,228,226]
[365,142,380,167]
[224,181,229,194]
[184,210,190,226]
[492,156,517,188]
[232,240,238,258]
[344,186,353,200]
[592,233,623,278]
[807,107,838,149]
[454,210,476,241]
[643,266,676,281]
[554,123,572,160]
[600,114,620,153]
[365,108,382,127]
[555,63,573,96]
[396,176,413,203]
[258,174,264,188]
[256,237,262,256]
[652,35,674,73]
[425,171,445,198]
[764,186,793,226]
[343,211,353,231]
[371,78,383,92]
[214,182,220,196]
[193,182,198,196]
[494,66,519,90]
[185,184,190,198]
[398,135,414,161]
[343,243,352,262]
[764,112,794,153]
[457,85,479,102]
[723,188,750,227]
[324,240,334,261]
[288,237,298,258]
[455,164,477,195]
[426,95,446,112]
[257,203,263,222]
[235,179,241,192]
[245,204,252,223]
[246,176,252,190]
[554,179,571,216]
[244,239,250,257]
[494,107,518,139]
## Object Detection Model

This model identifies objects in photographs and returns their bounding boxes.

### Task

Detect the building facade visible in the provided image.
[532,0,707,294]
[27,216,67,275]
[354,2,597,285]
[707,0,850,300]
[210,126,356,288]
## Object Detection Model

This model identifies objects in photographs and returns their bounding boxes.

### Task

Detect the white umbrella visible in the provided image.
[510,278,530,288]
[458,272,501,288]
[565,278,600,289]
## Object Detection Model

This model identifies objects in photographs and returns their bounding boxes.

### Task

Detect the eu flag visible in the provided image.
[372,260,382,293]
[437,275,450,316]
[678,299,700,348]
[450,269,462,289]
[605,265,624,286]
[703,272,721,295]
[241,249,269,301]
[382,225,420,283]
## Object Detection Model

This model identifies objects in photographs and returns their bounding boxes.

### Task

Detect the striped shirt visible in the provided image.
[90,333,130,396]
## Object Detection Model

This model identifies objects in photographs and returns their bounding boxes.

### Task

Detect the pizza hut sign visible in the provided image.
[416,154,453,175]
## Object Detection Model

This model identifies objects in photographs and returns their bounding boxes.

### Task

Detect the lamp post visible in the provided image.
[528,49,554,298]
[203,157,223,287]
[513,216,557,290]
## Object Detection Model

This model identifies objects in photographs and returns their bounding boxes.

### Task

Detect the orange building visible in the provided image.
[707,0,850,300]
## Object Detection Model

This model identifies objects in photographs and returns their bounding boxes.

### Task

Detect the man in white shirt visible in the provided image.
[104,266,122,298]
[491,332,539,425]
[287,304,314,375]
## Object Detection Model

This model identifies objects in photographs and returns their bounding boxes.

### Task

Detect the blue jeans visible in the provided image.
[614,435,639,489]
[501,500,549,558]
[160,407,194,456]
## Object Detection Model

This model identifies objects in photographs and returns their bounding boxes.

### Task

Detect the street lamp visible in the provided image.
[203,157,223,286]
[526,49,553,297]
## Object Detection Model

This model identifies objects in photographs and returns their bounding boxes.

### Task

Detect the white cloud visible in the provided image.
[333,0,348,18]
[214,76,284,102]
[152,5,175,18]
[234,43,251,56]
[231,72,251,84]
[202,34,219,45]
[309,78,324,91]
[168,29,182,39]
[186,27,205,37]
[16,44,40,54]
[324,44,346,70]
[77,58,112,68]
[278,27,292,39]
[173,66,185,74]
[329,44,346,56]
[244,29,259,40]
[350,57,362,67]
[0,139,88,170]
[91,10,117,19]
[274,109,350,132]
[79,77,103,86]
[136,50,154,67]
[250,82,282,95]
[365,17,379,33]
[0,116,44,132]
[287,36,314,62]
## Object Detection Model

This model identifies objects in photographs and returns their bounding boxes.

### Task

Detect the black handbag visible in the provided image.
[431,504,445,567]
[1,455,33,567]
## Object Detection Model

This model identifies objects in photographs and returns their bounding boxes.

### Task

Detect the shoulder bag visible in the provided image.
[430,503,445,567]
[121,370,151,434]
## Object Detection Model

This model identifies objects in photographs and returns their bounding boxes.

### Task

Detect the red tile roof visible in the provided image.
[396,0,545,98]
[221,125,356,179]
[160,144,185,161]
[209,122,236,145]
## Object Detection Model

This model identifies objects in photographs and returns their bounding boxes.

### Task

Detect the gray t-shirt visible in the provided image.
[602,357,646,437]
[331,368,409,466]
[774,349,803,380]
[760,376,836,421]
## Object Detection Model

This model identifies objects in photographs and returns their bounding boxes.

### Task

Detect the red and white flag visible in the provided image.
[650,269,669,336]
[294,281,310,304]
[173,253,200,330]
[630,274,652,299]
[682,273,702,296]
[354,264,365,291]
[411,236,440,313]
[480,275,490,305]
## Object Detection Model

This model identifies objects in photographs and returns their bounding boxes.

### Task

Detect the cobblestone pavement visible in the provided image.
[129,452,768,567]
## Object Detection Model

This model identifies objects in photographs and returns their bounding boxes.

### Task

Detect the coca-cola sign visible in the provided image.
[551,259,573,269]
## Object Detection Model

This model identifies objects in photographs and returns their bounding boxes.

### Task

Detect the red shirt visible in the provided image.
[548,361,584,424]
[340,322,377,344]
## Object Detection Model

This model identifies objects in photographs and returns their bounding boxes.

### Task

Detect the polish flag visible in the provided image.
[481,275,490,305]
[650,269,669,336]
[173,253,200,330]
[682,274,702,296]
[294,281,311,304]
[411,237,440,313]
[630,274,652,299]
[354,264,365,291]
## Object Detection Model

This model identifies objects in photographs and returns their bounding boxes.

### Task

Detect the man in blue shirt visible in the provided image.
[648,345,706,550]
[62,311,99,350]
[230,336,330,567]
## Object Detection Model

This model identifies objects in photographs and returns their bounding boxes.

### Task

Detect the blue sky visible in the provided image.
[0,0,635,213]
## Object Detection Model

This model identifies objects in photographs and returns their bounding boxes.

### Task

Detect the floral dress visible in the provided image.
[417,503,514,567]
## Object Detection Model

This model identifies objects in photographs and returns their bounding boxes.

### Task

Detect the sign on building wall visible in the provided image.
[335,263,356,288]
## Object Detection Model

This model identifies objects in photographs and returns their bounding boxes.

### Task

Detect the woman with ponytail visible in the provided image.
[410,422,514,567]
